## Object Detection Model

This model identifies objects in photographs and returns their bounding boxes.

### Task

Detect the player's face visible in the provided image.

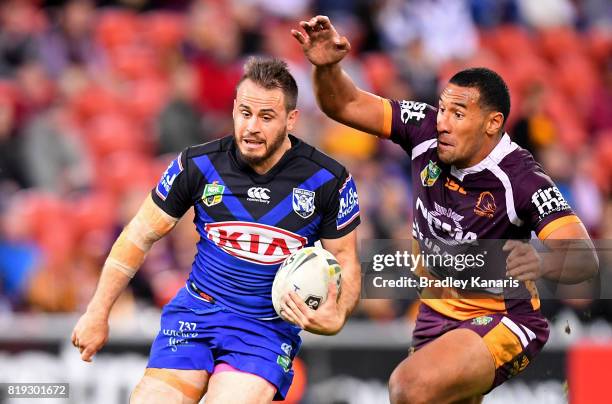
[233,79,298,171]
[436,84,494,168]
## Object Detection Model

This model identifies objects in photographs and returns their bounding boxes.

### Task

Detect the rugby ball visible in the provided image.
[272,246,342,316]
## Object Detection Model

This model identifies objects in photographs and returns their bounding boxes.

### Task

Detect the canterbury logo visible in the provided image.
[247,187,270,202]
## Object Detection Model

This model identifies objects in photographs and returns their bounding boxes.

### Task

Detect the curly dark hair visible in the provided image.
[450,67,511,129]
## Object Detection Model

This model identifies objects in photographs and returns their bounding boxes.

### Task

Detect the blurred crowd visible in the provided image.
[0,0,610,324]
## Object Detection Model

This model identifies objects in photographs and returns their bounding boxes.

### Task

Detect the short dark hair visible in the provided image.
[449,67,511,128]
[238,56,298,111]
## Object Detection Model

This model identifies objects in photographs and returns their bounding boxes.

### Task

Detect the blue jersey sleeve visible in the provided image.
[151,149,193,218]
[319,170,360,239]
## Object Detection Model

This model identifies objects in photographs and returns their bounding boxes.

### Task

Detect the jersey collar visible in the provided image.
[450,133,518,181]
[230,134,302,183]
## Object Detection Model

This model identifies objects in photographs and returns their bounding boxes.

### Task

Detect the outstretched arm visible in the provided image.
[71,194,179,361]
[292,15,388,137]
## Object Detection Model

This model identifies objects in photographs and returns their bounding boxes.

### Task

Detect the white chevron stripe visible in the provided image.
[502,316,529,348]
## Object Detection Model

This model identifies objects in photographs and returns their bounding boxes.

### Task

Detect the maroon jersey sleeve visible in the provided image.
[512,156,579,238]
[383,99,438,154]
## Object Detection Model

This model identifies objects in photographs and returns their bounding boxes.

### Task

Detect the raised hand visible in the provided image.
[291,15,351,67]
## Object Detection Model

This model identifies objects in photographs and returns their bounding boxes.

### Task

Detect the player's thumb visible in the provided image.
[502,240,520,252]
[335,36,351,52]
[81,346,96,362]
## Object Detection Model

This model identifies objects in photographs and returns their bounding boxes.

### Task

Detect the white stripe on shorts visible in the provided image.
[519,323,537,341]
[501,316,532,348]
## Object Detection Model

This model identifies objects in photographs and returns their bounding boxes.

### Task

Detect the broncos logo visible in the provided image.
[474,191,496,218]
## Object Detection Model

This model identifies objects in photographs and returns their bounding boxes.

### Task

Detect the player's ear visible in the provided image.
[485,111,504,136]
[232,99,236,119]
[286,109,299,132]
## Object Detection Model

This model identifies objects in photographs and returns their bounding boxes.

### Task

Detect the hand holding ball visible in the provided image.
[272,247,342,317]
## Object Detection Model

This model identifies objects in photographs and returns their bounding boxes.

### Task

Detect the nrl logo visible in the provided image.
[471,316,493,326]
[292,188,315,219]
[276,355,291,373]
[420,160,441,187]
[202,181,225,207]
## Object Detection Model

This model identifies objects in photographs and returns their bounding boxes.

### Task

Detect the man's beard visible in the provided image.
[236,128,287,167]
[436,148,453,164]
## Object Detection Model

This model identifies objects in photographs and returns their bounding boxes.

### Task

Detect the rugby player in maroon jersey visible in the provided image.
[293,15,598,404]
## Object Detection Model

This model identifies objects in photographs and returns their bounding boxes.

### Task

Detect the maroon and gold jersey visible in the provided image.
[381,98,581,320]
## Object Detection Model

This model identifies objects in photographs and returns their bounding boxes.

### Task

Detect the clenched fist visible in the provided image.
[71,311,109,362]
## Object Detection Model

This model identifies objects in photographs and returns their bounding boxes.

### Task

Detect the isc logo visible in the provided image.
[205,221,307,265]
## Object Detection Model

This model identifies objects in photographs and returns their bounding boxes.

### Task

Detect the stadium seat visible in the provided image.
[141,11,186,51]
[554,54,599,109]
[586,29,612,67]
[12,192,76,266]
[124,77,169,121]
[71,192,117,239]
[486,25,535,61]
[593,133,612,192]
[84,112,149,159]
[95,9,140,50]
[556,116,587,153]
[70,85,122,124]
[96,152,157,198]
[539,26,583,62]
[108,44,160,80]
[0,0,48,35]
[362,53,397,94]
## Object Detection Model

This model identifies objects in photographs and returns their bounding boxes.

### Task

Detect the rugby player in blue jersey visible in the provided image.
[71,57,362,403]
[293,15,598,404]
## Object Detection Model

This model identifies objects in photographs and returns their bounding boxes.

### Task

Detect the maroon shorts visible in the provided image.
[411,303,550,392]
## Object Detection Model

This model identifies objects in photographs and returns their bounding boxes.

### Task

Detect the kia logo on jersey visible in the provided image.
[205,221,307,264]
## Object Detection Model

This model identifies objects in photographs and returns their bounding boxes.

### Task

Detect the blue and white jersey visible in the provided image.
[152,135,360,319]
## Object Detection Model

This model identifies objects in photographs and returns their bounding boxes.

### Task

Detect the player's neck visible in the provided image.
[456,133,503,169]
[250,135,293,175]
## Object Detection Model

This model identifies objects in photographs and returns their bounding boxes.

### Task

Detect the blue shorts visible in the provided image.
[147,286,302,400]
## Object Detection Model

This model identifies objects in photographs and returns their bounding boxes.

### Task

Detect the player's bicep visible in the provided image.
[539,217,599,282]
[539,219,596,259]
[321,231,358,266]
[321,230,360,285]
[107,194,178,278]
[538,217,588,240]
[134,194,179,241]
[333,90,390,138]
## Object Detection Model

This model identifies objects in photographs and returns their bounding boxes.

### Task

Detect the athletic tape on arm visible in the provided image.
[105,194,178,278]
